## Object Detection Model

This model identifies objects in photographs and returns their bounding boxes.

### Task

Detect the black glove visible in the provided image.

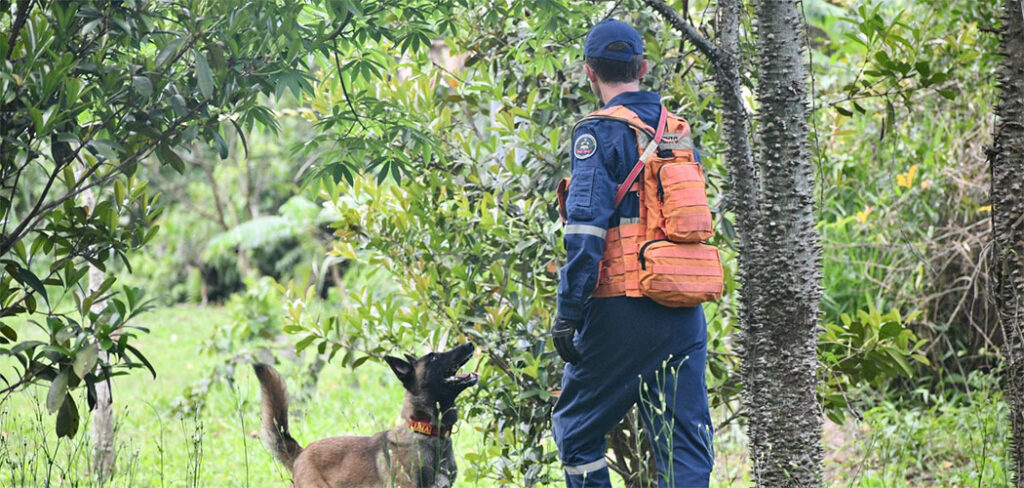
[551,316,582,364]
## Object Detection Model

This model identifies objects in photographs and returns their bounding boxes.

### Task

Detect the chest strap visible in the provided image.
[614,105,667,208]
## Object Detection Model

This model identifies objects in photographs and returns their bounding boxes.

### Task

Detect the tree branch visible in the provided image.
[145,160,226,227]
[0,122,104,256]
[5,102,207,252]
[5,0,32,60]
[196,145,231,229]
[641,0,720,63]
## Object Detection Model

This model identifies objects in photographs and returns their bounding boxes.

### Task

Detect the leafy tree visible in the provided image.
[991,0,1024,483]
[0,0,344,447]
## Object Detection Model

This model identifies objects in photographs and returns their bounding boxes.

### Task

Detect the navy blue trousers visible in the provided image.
[552,297,714,488]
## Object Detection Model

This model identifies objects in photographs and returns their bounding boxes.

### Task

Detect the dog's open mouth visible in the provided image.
[444,352,480,387]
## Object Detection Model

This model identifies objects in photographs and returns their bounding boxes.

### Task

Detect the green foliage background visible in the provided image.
[0,0,1009,485]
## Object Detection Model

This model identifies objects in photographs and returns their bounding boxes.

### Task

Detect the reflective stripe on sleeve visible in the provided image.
[564,224,607,239]
[564,458,607,476]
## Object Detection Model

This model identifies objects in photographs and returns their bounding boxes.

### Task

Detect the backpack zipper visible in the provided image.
[657,165,667,202]
[638,239,669,270]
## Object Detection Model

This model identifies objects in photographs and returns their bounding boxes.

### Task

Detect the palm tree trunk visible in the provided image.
[746,0,823,485]
[992,0,1024,484]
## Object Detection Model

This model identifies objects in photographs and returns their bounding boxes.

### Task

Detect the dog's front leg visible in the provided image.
[436,455,456,488]
[414,450,456,488]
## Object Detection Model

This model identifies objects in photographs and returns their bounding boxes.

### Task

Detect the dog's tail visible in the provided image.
[253,363,303,472]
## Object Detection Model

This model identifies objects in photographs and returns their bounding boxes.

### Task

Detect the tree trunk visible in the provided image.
[90,269,116,480]
[992,0,1024,484]
[709,0,768,463]
[646,0,822,484]
[81,184,115,479]
[746,0,823,486]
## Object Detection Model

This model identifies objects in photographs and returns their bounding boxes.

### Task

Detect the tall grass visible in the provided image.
[0,305,1009,487]
[0,393,142,487]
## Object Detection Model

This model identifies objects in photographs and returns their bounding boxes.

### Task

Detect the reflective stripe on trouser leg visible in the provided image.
[564,458,607,476]
[562,458,611,488]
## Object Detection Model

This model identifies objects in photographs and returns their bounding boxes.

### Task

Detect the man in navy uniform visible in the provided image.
[550,18,715,488]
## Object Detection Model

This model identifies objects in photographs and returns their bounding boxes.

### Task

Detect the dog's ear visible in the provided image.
[404,353,417,364]
[384,356,414,387]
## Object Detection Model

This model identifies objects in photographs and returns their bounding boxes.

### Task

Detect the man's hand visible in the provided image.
[551,317,582,364]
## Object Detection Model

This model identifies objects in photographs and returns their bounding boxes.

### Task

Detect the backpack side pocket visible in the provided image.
[657,163,714,243]
[637,239,723,307]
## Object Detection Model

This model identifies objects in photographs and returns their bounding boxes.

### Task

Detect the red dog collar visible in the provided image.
[406,419,450,437]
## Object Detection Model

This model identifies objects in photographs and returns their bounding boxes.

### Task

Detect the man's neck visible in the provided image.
[599,82,641,105]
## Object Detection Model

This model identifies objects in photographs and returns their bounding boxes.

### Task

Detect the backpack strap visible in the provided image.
[566,105,668,212]
[571,106,657,140]
[614,105,667,208]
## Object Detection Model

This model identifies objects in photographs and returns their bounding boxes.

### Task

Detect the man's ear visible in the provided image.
[385,356,414,385]
[584,64,599,83]
[638,59,649,80]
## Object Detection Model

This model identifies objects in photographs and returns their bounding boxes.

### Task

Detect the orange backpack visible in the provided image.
[558,105,723,308]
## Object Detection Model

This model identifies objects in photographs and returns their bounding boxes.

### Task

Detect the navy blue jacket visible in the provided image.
[557,91,701,320]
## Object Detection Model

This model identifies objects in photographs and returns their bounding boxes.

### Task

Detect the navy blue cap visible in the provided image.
[584,19,644,62]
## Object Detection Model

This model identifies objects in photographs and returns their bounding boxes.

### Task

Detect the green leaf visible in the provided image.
[132,75,153,97]
[170,94,188,117]
[914,61,931,78]
[73,343,99,379]
[351,355,371,369]
[883,347,915,377]
[928,72,949,86]
[879,321,903,341]
[156,38,183,68]
[212,130,229,160]
[295,334,317,352]
[47,369,70,414]
[196,52,213,99]
[124,344,157,379]
[0,323,16,342]
[10,340,46,356]
[55,393,79,438]
[156,144,186,173]
[17,267,48,304]
[114,179,126,204]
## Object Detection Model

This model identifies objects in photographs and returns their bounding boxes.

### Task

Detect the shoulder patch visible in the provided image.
[573,134,598,160]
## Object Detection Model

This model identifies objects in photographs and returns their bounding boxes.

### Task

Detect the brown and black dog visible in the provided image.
[252,343,479,488]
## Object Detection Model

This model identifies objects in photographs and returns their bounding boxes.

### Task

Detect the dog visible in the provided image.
[252,343,479,488]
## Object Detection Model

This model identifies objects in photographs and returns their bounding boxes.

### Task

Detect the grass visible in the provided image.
[0,305,1011,487]
[824,374,1010,487]
[0,305,484,487]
